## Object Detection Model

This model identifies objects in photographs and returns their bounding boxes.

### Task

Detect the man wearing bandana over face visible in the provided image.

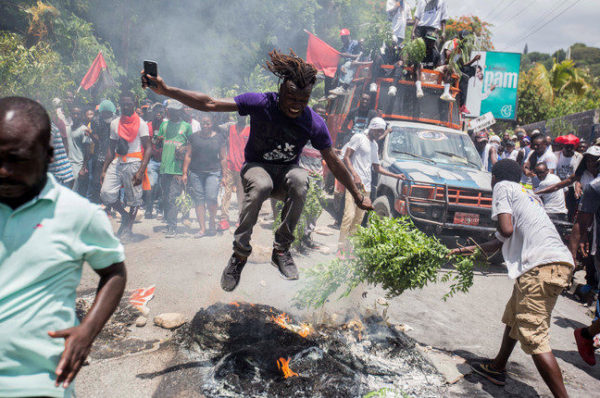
[100,92,151,239]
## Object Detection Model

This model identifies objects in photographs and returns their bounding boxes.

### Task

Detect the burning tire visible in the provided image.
[154,302,445,397]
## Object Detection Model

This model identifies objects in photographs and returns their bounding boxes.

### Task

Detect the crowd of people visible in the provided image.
[2,2,600,396]
[327,0,480,113]
[471,127,598,224]
[47,92,254,240]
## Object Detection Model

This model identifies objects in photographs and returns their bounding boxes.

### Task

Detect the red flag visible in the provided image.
[79,51,115,91]
[305,31,340,78]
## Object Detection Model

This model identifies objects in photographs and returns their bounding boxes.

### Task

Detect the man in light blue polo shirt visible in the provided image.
[0,97,127,397]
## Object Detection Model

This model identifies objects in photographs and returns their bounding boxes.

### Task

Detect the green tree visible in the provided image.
[0,32,73,107]
[445,15,494,50]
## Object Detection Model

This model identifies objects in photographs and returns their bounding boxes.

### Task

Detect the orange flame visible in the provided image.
[271,312,313,338]
[297,323,311,338]
[277,357,298,378]
[229,301,240,307]
[271,312,291,327]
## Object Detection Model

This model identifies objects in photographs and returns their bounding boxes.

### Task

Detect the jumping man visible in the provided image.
[143,50,373,291]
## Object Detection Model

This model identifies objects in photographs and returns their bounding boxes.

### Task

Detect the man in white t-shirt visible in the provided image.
[524,132,558,180]
[412,0,448,98]
[414,0,447,31]
[452,159,573,396]
[338,118,404,255]
[386,1,411,44]
[100,92,152,238]
[534,162,568,219]
[556,142,582,218]
[503,139,519,161]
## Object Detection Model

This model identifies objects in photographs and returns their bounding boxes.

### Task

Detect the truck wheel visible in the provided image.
[373,195,393,218]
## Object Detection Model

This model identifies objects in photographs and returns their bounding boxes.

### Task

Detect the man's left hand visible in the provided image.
[396,173,406,180]
[132,171,144,186]
[48,325,94,388]
[356,195,374,211]
[79,167,88,177]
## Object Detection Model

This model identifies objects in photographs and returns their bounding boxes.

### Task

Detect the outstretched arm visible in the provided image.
[450,213,511,256]
[321,146,373,211]
[142,73,238,113]
[535,174,576,195]
[374,164,405,180]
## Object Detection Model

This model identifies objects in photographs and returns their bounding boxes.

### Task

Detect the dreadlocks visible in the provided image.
[265,49,317,89]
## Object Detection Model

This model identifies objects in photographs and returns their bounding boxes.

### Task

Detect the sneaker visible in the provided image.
[271,250,299,280]
[470,361,506,386]
[116,214,131,237]
[369,83,378,92]
[165,226,177,238]
[460,105,470,114]
[440,92,455,102]
[221,254,247,292]
[301,236,321,250]
[388,86,397,97]
[574,328,597,366]
[416,86,424,98]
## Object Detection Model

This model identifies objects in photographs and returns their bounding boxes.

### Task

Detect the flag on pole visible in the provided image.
[78,51,115,92]
[305,31,340,78]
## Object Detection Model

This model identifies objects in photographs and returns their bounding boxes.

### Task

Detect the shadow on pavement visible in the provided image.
[553,349,600,380]
[553,316,587,330]
[452,349,541,397]
[136,360,212,380]
[121,233,148,244]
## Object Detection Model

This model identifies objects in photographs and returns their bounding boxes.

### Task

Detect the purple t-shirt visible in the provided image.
[234,92,332,165]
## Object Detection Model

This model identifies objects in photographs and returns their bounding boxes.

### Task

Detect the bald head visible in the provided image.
[0,96,51,148]
[535,162,548,173]
[534,162,549,181]
[0,96,53,207]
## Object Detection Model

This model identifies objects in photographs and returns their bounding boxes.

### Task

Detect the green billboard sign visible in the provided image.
[465,51,522,121]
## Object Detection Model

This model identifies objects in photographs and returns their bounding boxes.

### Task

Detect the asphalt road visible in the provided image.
[75,203,599,397]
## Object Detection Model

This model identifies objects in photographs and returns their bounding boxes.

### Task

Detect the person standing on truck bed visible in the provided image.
[328,29,362,96]
[142,50,373,292]
[412,0,448,98]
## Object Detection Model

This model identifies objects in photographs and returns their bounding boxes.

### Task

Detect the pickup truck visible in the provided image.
[373,121,496,243]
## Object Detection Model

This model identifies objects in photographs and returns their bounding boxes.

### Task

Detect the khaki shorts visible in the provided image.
[502,263,572,355]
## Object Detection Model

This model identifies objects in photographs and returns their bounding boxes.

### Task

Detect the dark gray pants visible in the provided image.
[161,174,183,228]
[233,163,308,257]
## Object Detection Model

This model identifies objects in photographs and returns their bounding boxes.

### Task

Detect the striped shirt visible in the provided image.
[48,123,75,184]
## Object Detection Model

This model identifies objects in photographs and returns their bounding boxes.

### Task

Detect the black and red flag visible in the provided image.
[78,51,116,93]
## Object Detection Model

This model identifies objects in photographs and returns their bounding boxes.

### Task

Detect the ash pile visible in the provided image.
[156,302,444,397]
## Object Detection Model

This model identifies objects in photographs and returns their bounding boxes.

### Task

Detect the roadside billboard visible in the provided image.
[465,51,521,120]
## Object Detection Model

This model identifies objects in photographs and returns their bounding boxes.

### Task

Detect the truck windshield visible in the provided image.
[387,126,483,170]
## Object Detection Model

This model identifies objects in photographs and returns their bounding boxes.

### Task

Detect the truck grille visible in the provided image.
[434,188,492,208]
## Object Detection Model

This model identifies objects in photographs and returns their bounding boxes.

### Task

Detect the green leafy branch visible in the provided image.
[293,214,483,309]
